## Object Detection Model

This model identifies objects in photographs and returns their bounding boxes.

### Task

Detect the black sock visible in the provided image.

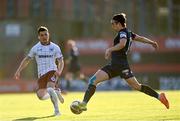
[140,84,159,99]
[83,84,96,103]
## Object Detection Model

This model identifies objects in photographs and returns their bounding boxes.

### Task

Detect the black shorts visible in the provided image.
[101,64,134,79]
[68,64,81,73]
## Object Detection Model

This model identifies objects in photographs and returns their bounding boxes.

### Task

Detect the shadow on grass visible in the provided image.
[13,114,55,121]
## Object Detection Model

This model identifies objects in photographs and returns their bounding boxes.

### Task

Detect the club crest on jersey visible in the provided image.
[51,76,56,82]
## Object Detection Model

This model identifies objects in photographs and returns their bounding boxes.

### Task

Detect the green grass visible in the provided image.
[0,91,180,121]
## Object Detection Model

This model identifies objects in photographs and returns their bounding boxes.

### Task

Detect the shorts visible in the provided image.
[101,64,134,79]
[37,70,56,90]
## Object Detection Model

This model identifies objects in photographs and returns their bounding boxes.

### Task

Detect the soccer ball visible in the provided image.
[70,100,82,114]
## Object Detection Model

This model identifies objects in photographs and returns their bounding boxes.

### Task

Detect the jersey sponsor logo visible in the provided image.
[38,55,53,58]
[37,48,42,51]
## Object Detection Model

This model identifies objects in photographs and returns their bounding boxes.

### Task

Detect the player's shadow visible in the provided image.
[13,114,55,121]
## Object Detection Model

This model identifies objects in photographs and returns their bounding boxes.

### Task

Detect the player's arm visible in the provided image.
[105,38,126,59]
[14,56,32,80]
[133,34,158,49]
[55,57,64,77]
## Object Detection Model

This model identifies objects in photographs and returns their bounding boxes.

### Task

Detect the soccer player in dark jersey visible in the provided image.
[76,13,169,112]
[65,40,87,89]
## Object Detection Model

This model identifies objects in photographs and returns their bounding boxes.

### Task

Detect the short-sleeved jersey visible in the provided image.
[101,28,136,79]
[111,28,136,66]
[28,42,63,78]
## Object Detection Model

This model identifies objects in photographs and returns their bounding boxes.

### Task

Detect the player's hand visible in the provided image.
[105,48,112,60]
[152,41,158,50]
[14,72,20,80]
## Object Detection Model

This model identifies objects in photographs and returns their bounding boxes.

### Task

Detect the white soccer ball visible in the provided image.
[70,100,82,114]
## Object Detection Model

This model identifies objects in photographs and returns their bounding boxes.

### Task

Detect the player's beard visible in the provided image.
[40,40,50,45]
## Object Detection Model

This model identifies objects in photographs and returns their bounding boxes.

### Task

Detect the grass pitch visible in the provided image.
[0,91,180,121]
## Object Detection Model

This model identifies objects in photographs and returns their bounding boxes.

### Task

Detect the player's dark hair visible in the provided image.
[37,26,48,34]
[112,13,126,27]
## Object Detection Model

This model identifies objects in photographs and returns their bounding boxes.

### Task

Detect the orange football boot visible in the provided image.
[159,93,169,109]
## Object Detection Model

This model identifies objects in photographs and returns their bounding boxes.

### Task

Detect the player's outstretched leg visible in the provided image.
[140,84,169,109]
[126,77,169,109]
[77,70,109,112]
[55,88,64,104]
[47,87,61,116]
[77,75,97,111]
[78,84,96,111]
[55,78,65,103]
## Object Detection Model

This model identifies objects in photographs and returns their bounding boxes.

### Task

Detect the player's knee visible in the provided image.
[37,90,49,100]
[131,84,141,91]
[37,93,45,100]
[88,75,97,85]
[128,82,141,90]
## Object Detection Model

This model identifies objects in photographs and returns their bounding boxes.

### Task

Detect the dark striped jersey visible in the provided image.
[111,28,136,66]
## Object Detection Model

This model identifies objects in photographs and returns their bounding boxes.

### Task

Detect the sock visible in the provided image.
[55,89,64,103]
[83,84,96,104]
[47,87,59,112]
[140,84,159,99]
[41,93,50,100]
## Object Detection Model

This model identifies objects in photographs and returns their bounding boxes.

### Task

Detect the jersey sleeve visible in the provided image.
[27,46,35,58]
[55,45,63,59]
[131,32,137,40]
[119,31,127,39]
